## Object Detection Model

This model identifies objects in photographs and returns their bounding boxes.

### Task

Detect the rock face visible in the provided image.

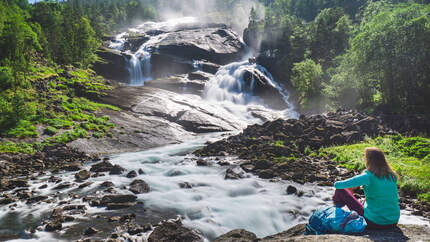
[92,46,129,81]
[96,23,245,82]
[213,224,430,242]
[155,27,246,65]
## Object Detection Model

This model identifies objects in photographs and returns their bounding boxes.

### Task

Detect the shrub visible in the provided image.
[43,126,58,135]
[7,120,39,138]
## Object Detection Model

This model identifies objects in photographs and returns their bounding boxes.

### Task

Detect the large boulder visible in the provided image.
[93,46,129,82]
[155,27,246,65]
[148,220,203,242]
[212,229,258,242]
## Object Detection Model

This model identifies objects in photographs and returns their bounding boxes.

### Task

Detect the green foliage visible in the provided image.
[43,126,58,136]
[46,126,88,144]
[272,140,285,147]
[0,66,14,90]
[43,118,73,129]
[6,120,38,138]
[0,141,36,154]
[0,90,37,131]
[320,136,430,202]
[291,59,324,110]
[330,3,430,112]
[395,137,430,159]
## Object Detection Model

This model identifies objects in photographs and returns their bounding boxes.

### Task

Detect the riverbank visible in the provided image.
[195,110,430,220]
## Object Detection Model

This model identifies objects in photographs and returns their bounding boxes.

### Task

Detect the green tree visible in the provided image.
[348,3,430,112]
[291,58,324,110]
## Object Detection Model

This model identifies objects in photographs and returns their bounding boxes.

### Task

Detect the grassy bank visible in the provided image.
[320,135,430,202]
[0,64,119,154]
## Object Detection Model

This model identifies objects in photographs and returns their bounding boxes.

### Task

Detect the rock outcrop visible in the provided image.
[92,46,129,81]
[213,223,430,242]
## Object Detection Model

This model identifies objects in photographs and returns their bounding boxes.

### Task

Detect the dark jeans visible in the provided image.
[332,189,397,230]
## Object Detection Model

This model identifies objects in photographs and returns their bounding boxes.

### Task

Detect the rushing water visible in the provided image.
[110,17,198,86]
[1,133,428,241]
[204,60,299,119]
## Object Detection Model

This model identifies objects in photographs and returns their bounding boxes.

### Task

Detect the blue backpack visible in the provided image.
[305,206,367,235]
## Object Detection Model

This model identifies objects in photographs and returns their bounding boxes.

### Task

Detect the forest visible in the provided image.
[246,0,430,113]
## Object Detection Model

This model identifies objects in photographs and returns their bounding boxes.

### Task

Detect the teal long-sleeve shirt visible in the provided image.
[334,170,400,225]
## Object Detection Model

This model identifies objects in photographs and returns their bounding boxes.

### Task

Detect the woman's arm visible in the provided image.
[334,172,370,189]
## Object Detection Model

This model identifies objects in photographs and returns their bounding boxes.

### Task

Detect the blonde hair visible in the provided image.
[365,147,399,181]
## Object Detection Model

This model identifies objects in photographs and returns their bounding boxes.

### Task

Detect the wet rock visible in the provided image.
[255,160,272,170]
[225,167,246,180]
[27,195,48,204]
[179,182,192,189]
[127,223,145,235]
[0,197,17,205]
[188,71,211,81]
[45,220,62,232]
[63,204,86,211]
[53,182,72,190]
[93,46,129,82]
[258,169,275,179]
[100,181,114,187]
[196,159,209,166]
[148,220,203,242]
[48,176,62,183]
[101,194,137,206]
[286,185,298,195]
[38,184,48,189]
[212,229,258,242]
[78,182,93,189]
[90,160,115,173]
[120,213,136,222]
[83,227,99,236]
[108,216,121,222]
[126,170,138,178]
[107,202,135,210]
[129,179,150,194]
[9,179,29,189]
[62,162,83,172]
[138,169,145,175]
[109,165,126,175]
[75,169,91,181]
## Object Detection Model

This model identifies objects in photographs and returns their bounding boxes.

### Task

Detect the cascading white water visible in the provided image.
[204,61,299,119]
[1,135,427,242]
[111,17,198,86]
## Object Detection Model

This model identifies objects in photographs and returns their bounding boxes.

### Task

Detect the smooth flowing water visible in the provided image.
[1,133,428,242]
[204,60,299,119]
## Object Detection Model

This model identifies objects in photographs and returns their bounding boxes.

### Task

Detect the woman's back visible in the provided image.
[362,170,400,225]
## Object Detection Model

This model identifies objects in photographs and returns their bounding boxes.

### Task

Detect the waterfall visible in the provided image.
[204,61,299,118]
[110,17,198,86]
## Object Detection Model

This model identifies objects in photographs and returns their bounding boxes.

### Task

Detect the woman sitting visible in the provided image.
[332,147,400,229]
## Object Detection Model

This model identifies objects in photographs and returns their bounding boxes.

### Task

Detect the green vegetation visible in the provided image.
[320,135,430,202]
[0,142,37,154]
[248,0,430,113]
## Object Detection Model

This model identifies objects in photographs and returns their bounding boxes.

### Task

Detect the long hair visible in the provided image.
[365,147,399,181]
